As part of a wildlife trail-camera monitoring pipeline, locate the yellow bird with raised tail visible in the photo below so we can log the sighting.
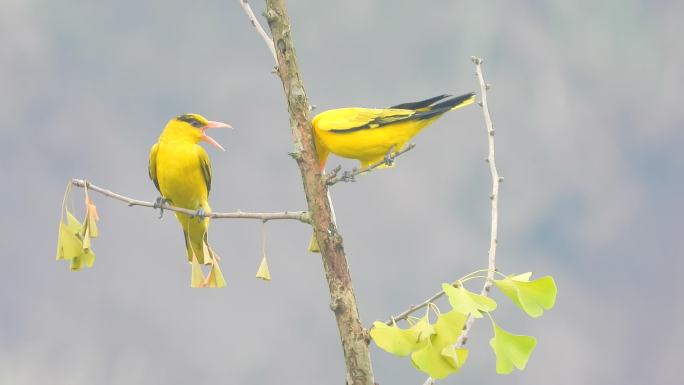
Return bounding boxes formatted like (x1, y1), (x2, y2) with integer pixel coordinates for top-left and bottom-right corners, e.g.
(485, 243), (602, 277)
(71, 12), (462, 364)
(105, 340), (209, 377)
(313, 92), (475, 170)
(308, 92), (475, 252)
(148, 114), (231, 287)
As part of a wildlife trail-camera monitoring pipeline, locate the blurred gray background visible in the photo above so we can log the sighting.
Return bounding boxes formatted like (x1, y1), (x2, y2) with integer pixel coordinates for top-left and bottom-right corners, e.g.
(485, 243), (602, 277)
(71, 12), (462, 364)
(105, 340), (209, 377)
(1, 0), (682, 384)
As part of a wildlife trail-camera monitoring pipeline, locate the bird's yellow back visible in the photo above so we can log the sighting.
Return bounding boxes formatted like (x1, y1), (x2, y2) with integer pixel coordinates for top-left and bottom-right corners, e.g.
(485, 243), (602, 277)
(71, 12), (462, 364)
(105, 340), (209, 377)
(312, 93), (475, 169)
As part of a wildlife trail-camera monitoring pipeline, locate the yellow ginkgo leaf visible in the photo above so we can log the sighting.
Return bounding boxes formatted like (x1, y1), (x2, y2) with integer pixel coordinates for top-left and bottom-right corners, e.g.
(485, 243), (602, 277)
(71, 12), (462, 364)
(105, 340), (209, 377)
(307, 232), (320, 253)
(70, 256), (84, 271)
(256, 255), (271, 281)
(65, 211), (83, 234)
(82, 249), (96, 268)
(56, 222), (82, 261)
(190, 254), (206, 288)
(206, 260), (227, 288)
(82, 225), (92, 252)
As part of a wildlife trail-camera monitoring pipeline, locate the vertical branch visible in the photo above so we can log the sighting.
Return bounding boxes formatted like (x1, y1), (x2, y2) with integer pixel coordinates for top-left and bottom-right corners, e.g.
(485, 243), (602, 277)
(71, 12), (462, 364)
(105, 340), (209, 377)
(262, 1), (375, 385)
(422, 57), (500, 385)
(455, 56), (501, 344)
(474, 56), (499, 293)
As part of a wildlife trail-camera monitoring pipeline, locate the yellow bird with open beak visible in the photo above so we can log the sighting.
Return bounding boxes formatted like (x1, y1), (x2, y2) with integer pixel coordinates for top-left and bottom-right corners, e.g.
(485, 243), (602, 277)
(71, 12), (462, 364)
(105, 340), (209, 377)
(148, 114), (231, 287)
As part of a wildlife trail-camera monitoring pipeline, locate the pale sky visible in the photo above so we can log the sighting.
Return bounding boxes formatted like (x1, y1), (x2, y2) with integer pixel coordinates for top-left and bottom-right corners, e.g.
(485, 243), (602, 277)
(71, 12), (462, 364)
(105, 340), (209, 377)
(1, 1), (682, 384)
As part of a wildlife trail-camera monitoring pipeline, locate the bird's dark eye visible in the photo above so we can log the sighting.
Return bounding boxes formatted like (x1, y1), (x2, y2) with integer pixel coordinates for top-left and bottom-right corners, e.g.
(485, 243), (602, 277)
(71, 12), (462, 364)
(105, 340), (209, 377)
(177, 114), (204, 128)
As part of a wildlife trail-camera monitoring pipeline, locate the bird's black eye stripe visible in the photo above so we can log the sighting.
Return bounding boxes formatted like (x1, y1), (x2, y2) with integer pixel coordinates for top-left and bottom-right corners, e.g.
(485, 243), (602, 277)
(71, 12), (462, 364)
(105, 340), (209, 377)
(177, 114), (204, 128)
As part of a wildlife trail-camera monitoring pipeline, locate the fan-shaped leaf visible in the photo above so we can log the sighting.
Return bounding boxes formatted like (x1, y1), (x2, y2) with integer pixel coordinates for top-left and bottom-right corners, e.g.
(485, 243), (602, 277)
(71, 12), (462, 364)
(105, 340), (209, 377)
(370, 317), (432, 357)
(256, 255), (271, 281)
(494, 274), (557, 317)
(432, 309), (467, 348)
(489, 321), (536, 374)
(442, 283), (497, 318)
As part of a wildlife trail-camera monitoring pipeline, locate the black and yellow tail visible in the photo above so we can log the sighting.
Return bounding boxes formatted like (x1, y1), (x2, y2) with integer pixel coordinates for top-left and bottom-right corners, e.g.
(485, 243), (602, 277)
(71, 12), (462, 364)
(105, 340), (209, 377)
(390, 92), (476, 114)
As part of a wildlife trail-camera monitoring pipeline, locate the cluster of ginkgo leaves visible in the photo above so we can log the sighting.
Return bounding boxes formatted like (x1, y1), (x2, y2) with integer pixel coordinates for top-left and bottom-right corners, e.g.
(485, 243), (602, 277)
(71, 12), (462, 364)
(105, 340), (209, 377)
(56, 184), (100, 271)
(370, 271), (557, 379)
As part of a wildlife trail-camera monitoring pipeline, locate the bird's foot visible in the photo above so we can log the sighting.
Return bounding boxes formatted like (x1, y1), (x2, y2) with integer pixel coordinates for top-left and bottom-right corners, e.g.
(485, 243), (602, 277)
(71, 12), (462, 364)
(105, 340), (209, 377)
(341, 170), (356, 183)
(384, 145), (397, 166)
(191, 207), (206, 221)
(153, 197), (168, 219)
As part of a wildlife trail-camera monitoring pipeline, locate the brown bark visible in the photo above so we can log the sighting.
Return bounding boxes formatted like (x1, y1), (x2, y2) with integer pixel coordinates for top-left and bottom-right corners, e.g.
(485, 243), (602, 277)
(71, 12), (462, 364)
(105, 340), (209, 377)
(264, 1), (375, 384)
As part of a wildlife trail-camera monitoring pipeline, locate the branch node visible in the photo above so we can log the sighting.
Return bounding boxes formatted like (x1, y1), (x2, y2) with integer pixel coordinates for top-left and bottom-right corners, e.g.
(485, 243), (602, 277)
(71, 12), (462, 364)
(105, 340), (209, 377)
(362, 328), (372, 345)
(276, 38), (286, 54)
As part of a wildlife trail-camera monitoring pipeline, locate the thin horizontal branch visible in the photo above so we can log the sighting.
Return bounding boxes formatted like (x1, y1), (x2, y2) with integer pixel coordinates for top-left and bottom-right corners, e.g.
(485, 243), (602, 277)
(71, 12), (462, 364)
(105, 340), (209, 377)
(386, 285), (450, 325)
(239, 0), (278, 66)
(70, 179), (311, 224)
(326, 143), (416, 186)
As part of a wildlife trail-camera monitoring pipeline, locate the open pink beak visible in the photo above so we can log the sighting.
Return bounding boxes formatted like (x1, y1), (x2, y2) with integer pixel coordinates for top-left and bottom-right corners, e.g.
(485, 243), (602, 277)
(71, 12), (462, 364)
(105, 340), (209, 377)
(201, 120), (232, 151)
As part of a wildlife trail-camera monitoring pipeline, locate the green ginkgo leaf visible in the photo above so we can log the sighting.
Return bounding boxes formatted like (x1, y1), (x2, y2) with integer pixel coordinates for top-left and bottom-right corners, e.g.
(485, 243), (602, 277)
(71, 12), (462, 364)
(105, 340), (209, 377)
(442, 283), (497, 318)
(489, 321), (536, 374)
(408, 310), (470, 379)
(409, 315), (435, 344)
(370, 316), (432, 357)
(440, 345), (469, 369)
(411, 340), (459, 379)
(432, 309), (467, 348)
(494, 274), (557, 317)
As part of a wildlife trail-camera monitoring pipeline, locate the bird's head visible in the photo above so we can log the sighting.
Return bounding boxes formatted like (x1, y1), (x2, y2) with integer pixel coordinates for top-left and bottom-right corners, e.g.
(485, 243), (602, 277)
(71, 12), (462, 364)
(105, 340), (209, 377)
(162, 113), (232, 150)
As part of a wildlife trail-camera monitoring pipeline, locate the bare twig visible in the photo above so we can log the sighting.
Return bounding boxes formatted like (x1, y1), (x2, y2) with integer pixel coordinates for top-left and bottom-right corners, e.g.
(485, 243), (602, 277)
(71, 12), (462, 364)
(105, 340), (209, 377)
(456, 55), (500, 341)
(421, 56), (501, 385)
(70, 179), (311, 224)
(325, 144), (417, 186)
(239, 0), (278, 65)
(386, 284), (450, 325)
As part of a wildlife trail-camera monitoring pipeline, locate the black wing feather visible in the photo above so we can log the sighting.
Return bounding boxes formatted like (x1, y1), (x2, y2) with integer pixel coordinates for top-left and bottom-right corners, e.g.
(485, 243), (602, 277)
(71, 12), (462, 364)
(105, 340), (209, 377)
(389, 94), (452, 110)
(200, 155), (212, 194)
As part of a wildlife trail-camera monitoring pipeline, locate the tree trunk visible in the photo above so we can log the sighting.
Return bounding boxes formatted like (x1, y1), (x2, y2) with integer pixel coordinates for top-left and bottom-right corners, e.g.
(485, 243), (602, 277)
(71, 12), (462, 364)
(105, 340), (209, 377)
(264, 1), (375, 384)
